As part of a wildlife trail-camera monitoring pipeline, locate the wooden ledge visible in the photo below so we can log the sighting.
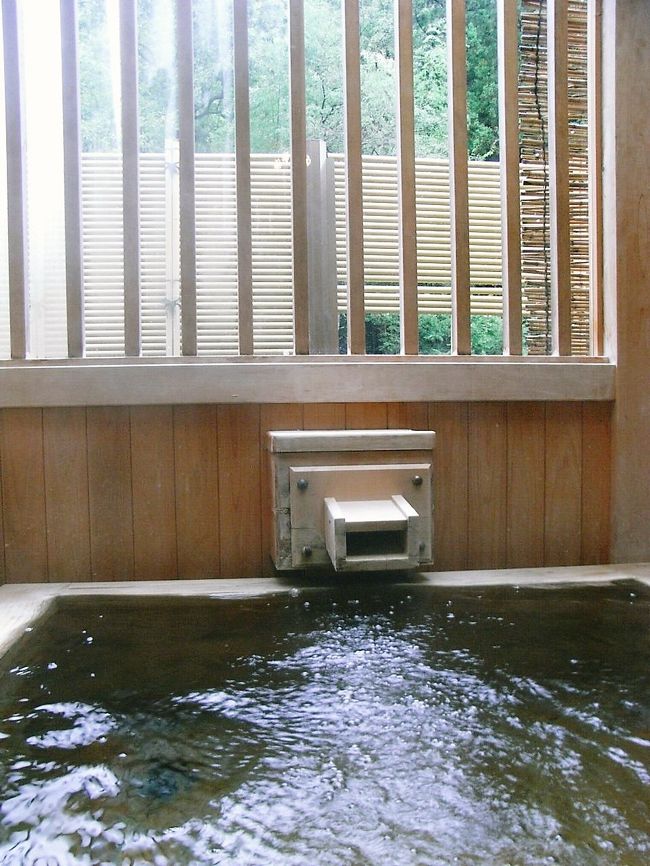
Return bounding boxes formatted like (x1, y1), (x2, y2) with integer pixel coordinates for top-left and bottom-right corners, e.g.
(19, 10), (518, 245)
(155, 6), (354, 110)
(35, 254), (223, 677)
(0, 357), (615, 407)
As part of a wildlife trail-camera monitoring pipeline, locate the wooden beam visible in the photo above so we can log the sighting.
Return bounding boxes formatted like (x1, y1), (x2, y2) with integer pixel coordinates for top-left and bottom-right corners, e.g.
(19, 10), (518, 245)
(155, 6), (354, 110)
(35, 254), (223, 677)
(587, 0), (603, 357)
(447, 0), (471, 355)
(176, 0), (197, 356)
(2, 0), (29, 359)
(395, 0), (418, 355)
(288, 0), (309, 355)
(60, 0), (84, 358)
(120, 0), (141, 356)
(547, 0), (571, 355)
(343, 0), (365, 355)
(497, 0), (522, 355)
(233, 0), (254, 355)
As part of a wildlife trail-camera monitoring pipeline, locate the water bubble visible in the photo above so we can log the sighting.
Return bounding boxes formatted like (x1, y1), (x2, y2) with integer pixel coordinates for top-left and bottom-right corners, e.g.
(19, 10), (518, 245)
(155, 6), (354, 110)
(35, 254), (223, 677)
(289, 588), (300, 598)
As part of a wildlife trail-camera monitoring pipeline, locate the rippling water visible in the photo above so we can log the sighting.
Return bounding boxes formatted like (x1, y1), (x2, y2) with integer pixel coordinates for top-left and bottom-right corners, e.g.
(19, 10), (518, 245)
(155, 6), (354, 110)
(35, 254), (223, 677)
(0, 582), (648, 865)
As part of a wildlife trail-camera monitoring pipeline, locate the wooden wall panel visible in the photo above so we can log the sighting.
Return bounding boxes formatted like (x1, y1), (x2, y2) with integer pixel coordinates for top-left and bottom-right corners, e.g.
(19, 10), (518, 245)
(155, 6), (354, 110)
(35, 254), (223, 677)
(303, 403), (345, 429)
(506, 402), (545, 567)
(544, 402), (583, 565)
(581, 401), (611, 564)
(131, 406), (177, 580)
(217, 404), (262, 577)
(387, 402), (429, 429)
(173, 405), (220, 579)
(428, 402), (469, 570)
(43, 408), (91, 582)
(468, 402), (508, 570)
(87, 407), (134, 581)
(346, 402), (388, 428)
(0, 401), (612, 583)
(1, 409), (47, 582)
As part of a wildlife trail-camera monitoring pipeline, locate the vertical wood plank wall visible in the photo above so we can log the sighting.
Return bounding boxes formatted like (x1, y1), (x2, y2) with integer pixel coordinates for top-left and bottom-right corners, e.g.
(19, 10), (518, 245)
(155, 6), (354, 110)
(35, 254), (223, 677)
(0, 401), (611, 584)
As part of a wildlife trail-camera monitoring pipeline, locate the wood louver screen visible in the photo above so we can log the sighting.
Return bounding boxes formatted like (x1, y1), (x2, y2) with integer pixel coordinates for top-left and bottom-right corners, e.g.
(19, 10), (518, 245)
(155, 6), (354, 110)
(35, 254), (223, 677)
(0, 0), (602, 360)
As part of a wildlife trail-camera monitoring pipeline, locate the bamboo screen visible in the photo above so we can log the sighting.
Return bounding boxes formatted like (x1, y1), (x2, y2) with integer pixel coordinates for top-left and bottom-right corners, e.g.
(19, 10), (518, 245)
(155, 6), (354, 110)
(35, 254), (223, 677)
(0, 0), (602, 360)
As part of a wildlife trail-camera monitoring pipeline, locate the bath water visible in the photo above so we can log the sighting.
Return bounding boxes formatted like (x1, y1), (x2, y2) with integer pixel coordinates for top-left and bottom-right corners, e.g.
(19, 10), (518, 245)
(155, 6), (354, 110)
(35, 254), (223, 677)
(0, 582), (648, 865)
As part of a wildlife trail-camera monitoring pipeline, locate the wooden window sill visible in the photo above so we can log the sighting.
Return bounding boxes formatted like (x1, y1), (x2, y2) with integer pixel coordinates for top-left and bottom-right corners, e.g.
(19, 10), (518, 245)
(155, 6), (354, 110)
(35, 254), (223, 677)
(0, 356), (615, 406)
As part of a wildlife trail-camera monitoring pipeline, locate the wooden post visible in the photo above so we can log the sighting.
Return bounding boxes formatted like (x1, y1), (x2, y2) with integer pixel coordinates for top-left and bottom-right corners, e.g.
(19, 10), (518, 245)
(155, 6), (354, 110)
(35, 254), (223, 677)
(2, 0), (29, 359)
(342, 0), (365, 355)
(497, 0), (522, 355)
(587, 0), (604, 356)
(289, 0), (309, 355)
(603, 0), (650, 561)
(176, 0), (197, 356)
(548, 0), (572, 356)
(395, 0), (418, 355)
(60, 0), (85, 358)
(306, 140), (338, 354)
(447, 0), (471, 355)
(120, 0), (141, 357)
(233, 0), (254, 355)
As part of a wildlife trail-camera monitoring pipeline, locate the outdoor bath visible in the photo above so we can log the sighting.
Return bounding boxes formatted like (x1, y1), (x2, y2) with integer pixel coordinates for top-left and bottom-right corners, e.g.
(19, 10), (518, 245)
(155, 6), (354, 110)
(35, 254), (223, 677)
(0, 567), (648, 865)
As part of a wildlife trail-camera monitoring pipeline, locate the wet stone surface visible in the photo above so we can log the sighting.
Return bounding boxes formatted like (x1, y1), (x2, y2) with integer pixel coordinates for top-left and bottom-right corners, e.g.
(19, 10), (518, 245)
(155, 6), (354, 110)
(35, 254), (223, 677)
(0, 582), (648, 865)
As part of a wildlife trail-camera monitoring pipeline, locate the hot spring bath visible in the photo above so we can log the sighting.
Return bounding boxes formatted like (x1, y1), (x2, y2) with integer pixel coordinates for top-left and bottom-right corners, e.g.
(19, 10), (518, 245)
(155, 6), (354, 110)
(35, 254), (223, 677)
(0, 572), (648, 865)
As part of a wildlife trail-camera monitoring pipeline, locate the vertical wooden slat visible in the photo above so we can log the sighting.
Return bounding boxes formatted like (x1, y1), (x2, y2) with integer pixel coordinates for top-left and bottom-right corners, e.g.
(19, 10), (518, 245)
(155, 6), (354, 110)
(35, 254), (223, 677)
(120, 0), (141, 356)
(177, 0), (197, 355)
(217, 405), (261, 577)
(447, 0), (471, 355)
(544, 402), (582, 564)
(60, 0), (84, 358)
(174, 405), (220, 578)
(548, 0), (572, 355)
(394, 0), (418, 355)
(506, 402), (545, 567)
(233, 0), (254, 355)
(289, 0), (309, 354)
(303, 403), (346, 429)
(428, 402), (468, 570)
(260, 403), (303, 577)
(343, 0), (365, 355)
(43, 408), (91, 582)
(306, 141), (338, 353)
(587, 0), (603, 356)
(497, 0), (522, 355)
(2, 0), (28, 359)
(131, 406), (177, 580)
(87, 407), (134, 581)
(345, 403), (388, 429)
(581, 401), (610, 564)
(0, 409), (47, 582)
(468, 402), (507, 569)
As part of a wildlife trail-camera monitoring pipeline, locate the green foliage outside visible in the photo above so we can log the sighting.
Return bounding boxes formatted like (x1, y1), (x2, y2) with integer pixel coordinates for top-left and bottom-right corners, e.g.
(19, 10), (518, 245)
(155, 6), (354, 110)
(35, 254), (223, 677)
(78, 0), (499, 159)
(339, 312), (504, 355)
